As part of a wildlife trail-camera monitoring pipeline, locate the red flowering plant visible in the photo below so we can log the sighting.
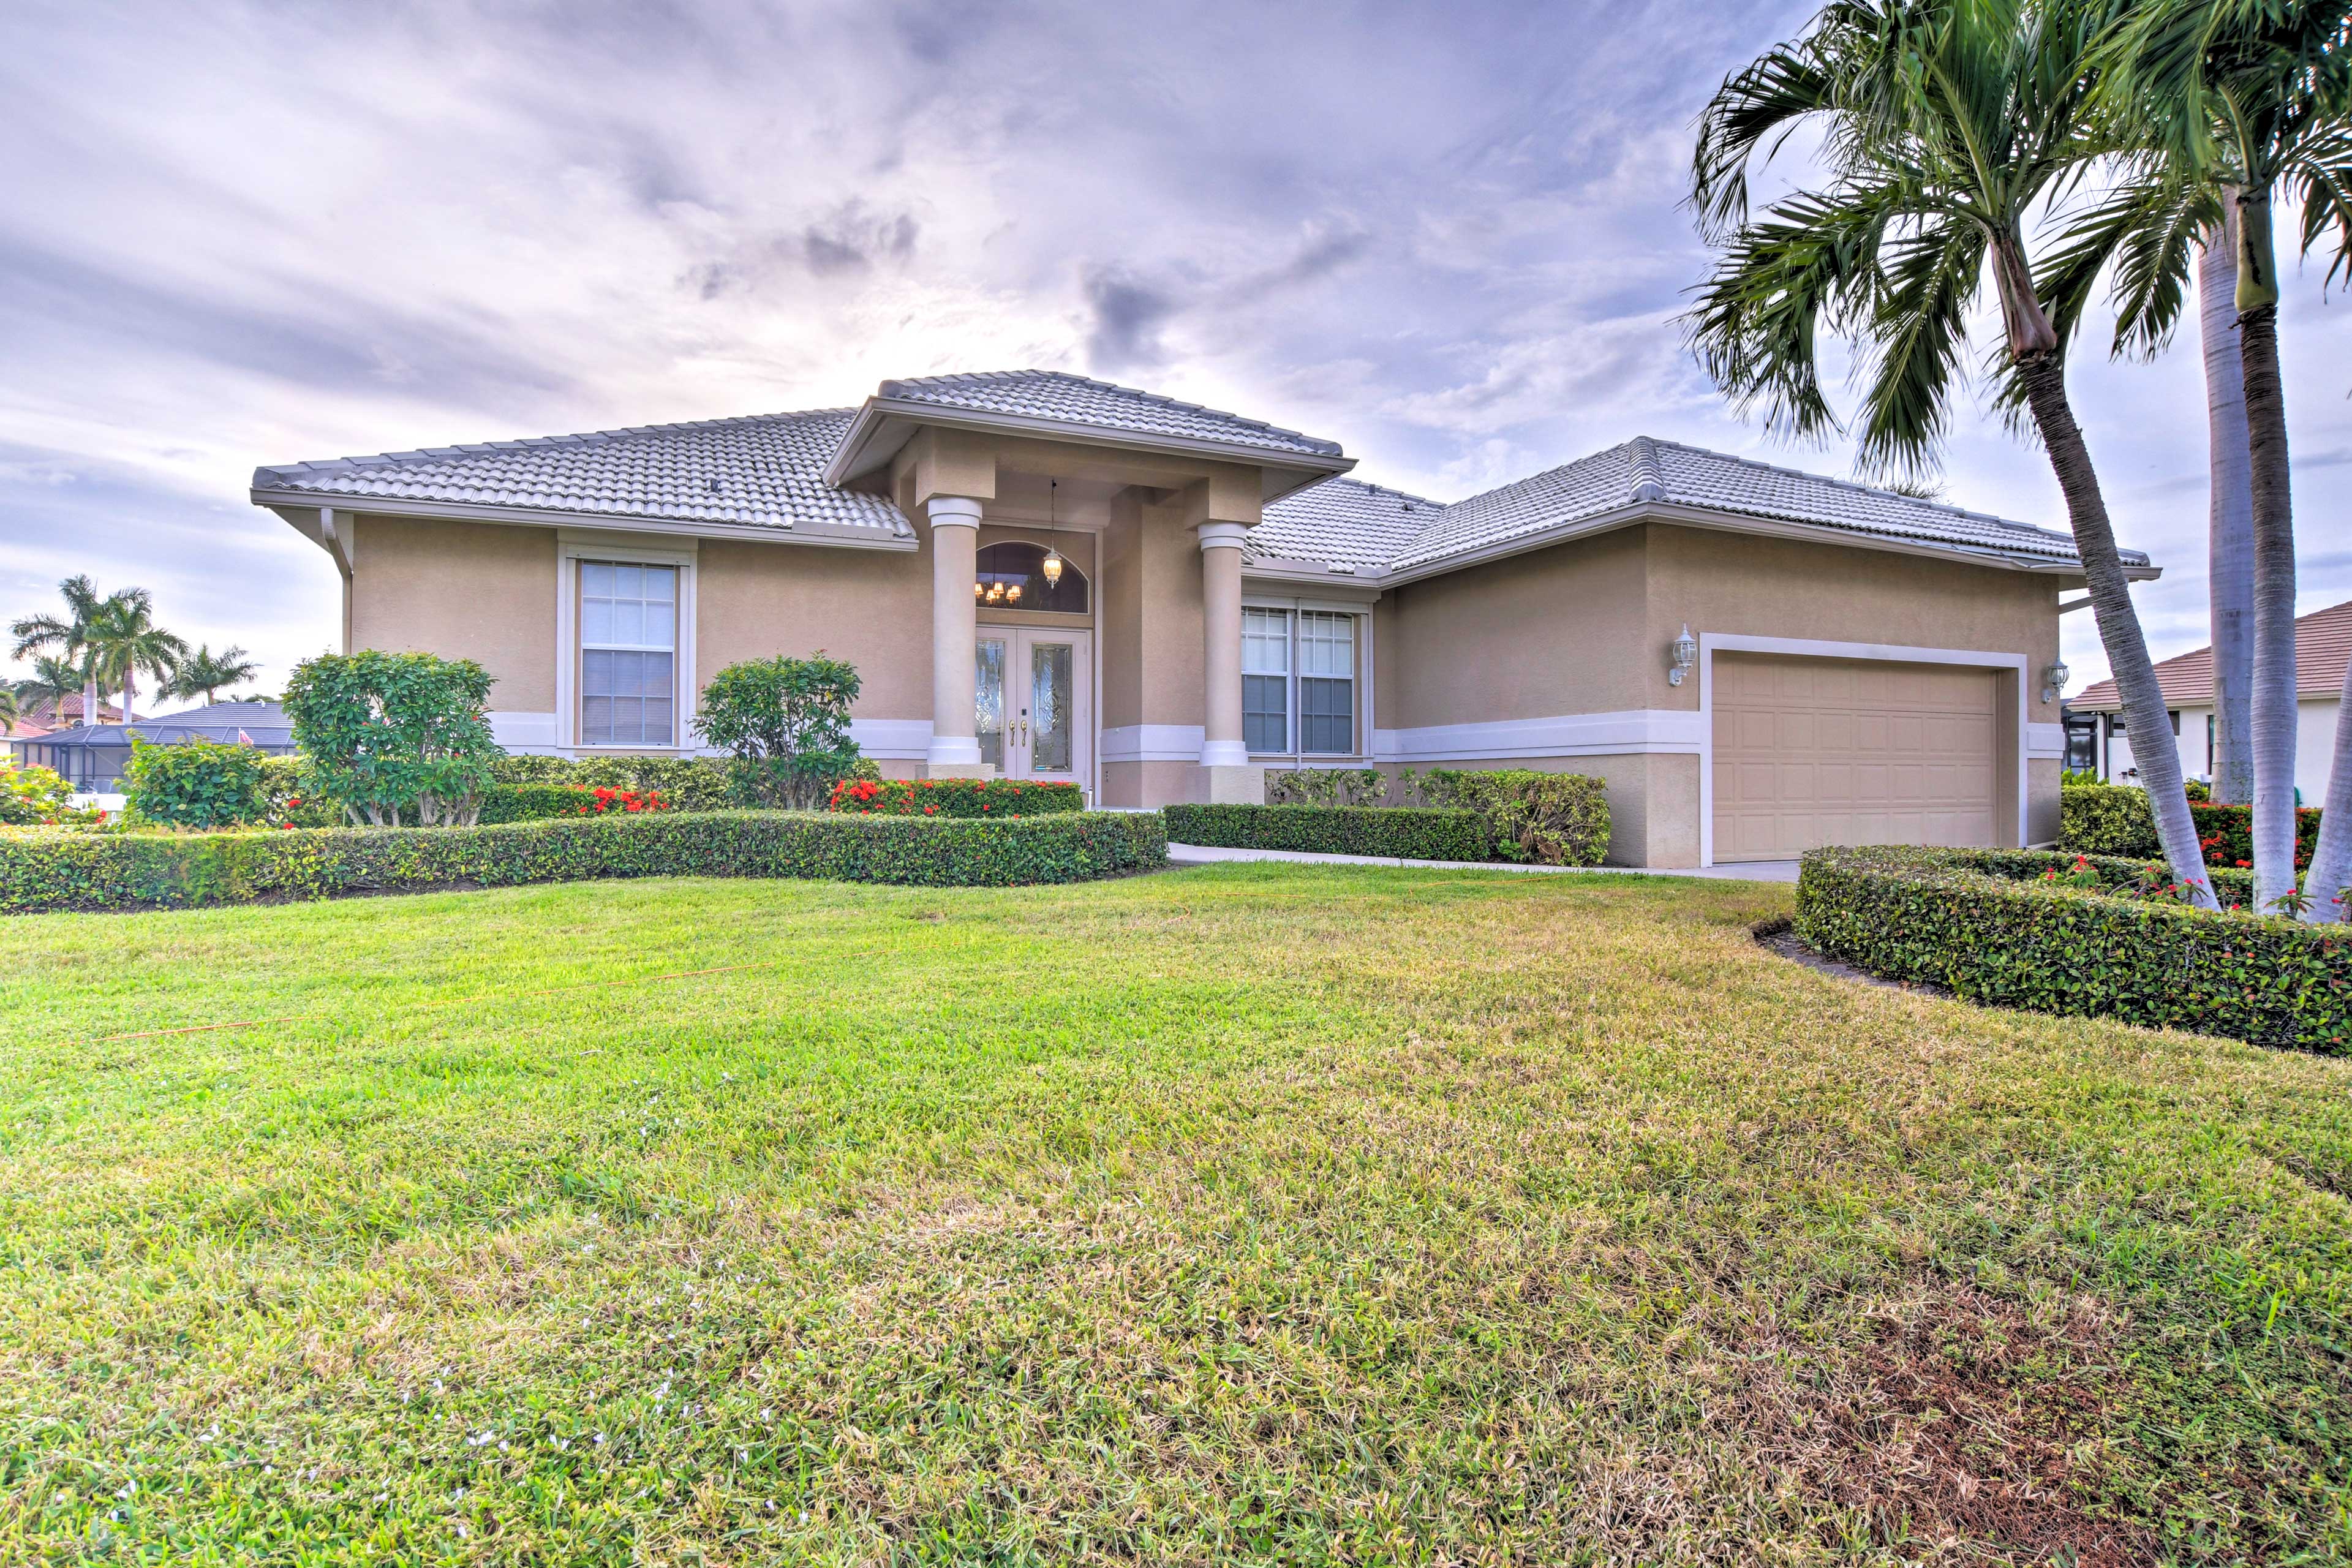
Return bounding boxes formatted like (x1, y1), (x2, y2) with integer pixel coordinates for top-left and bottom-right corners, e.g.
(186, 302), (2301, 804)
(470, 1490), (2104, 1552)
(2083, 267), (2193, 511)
(566, 785), (669, 816)
(824, 777), (1085, 818)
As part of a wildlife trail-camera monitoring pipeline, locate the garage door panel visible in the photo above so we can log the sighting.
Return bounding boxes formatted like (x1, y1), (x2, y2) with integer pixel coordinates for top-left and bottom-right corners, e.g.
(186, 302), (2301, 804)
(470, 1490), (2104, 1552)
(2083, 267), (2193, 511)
(1713, 654), (2001, 863)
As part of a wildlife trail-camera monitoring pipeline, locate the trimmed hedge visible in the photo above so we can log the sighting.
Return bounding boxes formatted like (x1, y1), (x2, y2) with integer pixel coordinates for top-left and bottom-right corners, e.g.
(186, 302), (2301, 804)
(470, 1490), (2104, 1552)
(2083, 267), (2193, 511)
(1414, 769), (1610, 865)
(2060, 783), (2320, 871)
(827, 777), (1086, 816)
(1796, 845), (2352, 1050)
(484, 755), (744, 811)
(0, 810), (1167, 914)
(1164, 802), (1492, 862)
(475, 782), (671, 824)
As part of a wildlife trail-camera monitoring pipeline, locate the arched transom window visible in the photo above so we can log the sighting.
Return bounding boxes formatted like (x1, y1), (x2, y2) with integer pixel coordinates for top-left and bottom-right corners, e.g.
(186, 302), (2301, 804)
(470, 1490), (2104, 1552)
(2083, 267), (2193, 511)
(974, 541), (1088, 613)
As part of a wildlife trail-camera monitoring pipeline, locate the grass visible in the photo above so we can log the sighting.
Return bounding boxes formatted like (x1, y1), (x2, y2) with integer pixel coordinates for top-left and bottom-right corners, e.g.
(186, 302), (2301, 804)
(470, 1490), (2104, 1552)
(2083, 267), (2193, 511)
(1, 862), (2348, 1565)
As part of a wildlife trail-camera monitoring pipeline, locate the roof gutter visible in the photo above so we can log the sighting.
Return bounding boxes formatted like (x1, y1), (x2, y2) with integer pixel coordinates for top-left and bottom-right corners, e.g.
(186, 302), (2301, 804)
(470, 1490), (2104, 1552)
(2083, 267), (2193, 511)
(1371, 501), (2155, 589)
(249, 488), (919, 551)
(821, 397), (1355, 500)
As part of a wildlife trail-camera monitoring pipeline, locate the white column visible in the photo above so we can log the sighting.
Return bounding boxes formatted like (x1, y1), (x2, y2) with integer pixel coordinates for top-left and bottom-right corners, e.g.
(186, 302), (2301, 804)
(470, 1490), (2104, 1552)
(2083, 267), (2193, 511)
(1197, 521), (1250, 768)
(926, 496), (985, 771)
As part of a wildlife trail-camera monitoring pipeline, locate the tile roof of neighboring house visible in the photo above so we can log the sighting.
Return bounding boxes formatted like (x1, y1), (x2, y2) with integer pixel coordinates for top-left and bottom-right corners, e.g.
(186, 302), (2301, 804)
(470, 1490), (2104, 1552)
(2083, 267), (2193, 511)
(2071, 597), (2352, 711)
(11, 694), (123, 731)
(1247, 476), (1443, 572)
(252, 409), (913, 540)
(1376, 436), (2121, 574)
(877, 370), (1345, 459)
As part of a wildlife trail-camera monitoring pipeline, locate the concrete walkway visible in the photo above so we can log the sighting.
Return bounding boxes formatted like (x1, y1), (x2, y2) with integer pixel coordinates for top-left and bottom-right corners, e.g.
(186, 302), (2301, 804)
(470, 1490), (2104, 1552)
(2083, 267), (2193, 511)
(1167, 842), (1801, 882)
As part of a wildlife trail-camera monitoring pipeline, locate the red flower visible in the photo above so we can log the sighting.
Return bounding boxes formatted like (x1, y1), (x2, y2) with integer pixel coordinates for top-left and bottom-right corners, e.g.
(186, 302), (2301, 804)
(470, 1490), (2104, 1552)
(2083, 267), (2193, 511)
(924, 804), (938, 815)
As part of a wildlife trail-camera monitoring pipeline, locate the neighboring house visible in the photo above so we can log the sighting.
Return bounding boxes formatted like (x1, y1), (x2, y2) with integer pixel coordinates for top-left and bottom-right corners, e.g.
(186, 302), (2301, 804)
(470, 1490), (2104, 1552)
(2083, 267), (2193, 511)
(7, 693), (127, 741)
(12, 702), (296, 793)
(248, 370), (2140, 867)
(2068, 597), (2351, 801)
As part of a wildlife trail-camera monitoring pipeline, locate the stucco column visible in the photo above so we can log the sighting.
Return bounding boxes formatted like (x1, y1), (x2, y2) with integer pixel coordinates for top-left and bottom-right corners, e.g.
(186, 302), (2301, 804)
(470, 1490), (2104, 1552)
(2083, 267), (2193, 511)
(1196, 521), (1251, 769)
(925, 496), (986, 772)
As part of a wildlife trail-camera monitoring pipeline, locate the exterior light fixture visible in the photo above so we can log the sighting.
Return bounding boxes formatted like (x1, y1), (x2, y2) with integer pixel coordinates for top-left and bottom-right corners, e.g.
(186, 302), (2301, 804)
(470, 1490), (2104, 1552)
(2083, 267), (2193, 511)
(1667, 625), (1697, 687)
(1041, 478), (1065, 587)
(2041, 658), (2070, 704)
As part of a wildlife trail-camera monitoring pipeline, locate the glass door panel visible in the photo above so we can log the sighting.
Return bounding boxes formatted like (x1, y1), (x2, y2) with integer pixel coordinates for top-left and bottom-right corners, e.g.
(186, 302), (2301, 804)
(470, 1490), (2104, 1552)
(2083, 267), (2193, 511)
(1028, 641), (1074, 774)
(975, 637), (1006, 771)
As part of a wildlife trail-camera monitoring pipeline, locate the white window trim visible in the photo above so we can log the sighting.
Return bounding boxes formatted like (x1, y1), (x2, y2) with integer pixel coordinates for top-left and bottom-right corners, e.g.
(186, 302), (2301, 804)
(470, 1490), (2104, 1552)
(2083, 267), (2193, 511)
(1696, 633), (2030, 867)
(1237, 596), (1372, 762)
(556, 531), (699, 754)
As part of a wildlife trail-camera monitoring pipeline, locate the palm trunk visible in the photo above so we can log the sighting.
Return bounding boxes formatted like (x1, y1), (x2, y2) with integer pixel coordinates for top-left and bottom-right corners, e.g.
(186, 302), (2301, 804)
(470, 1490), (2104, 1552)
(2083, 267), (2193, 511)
(81, 673), (99, 726)
(2235, 191), (2297, 913)
(2305, 668), (2352, 921)
(2018, 355), (2215, 907)
(121, 668), (138, 726)
(2200, 206), (2254, 804)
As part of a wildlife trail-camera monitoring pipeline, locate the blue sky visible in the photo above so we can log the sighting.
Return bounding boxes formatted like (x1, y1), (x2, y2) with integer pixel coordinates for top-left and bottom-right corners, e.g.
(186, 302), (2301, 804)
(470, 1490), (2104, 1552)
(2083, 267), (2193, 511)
(6, 0), (2352, 701)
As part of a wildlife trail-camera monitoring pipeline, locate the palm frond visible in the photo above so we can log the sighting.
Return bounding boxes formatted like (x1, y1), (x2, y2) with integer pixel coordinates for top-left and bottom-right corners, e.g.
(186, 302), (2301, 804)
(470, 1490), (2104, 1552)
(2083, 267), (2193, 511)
(1856, 214), (1988, 477)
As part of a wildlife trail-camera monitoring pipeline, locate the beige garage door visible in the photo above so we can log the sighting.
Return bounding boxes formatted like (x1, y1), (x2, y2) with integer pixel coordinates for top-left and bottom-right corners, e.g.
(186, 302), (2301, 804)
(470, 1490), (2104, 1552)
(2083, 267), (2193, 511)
(1712, 655), (1999, 862)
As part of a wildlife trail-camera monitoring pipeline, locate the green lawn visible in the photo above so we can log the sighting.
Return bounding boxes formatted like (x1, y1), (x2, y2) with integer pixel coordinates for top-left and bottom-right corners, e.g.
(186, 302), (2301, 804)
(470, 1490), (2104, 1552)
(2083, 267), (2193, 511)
(1, 864), (2348, 1565)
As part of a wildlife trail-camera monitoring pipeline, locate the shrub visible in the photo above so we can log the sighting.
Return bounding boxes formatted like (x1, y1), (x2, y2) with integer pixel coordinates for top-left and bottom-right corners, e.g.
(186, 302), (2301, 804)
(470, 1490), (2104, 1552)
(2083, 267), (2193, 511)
(1164, 802), (1491, 862)
(255, 755), (339, 827)
(0, 809), (1167, 914)
(484, 754), (745, 811)
(0, 760), (84, 827)
(2060, 783), (2320, 870)
(1795, 845), (2352, 1050)
(826, 777), (1085, 817)
(121, 737), (270, 829)
(695, 654), (864, 809)
(1267, 767), (1387, 807)
(282, 650), (500, 826)
(476, 783), (672, 823)
(1411, 769), (1610, 865)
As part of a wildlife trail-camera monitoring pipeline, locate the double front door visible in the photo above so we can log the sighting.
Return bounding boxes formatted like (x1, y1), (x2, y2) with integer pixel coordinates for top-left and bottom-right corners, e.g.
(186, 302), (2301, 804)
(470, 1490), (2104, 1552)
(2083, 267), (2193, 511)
(977, 628), (1090, 789)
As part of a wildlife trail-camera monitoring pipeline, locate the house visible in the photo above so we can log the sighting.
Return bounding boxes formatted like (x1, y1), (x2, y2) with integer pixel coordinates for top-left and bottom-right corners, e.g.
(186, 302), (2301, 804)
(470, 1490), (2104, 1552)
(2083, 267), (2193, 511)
(2068, 597), (2350, 801)
(13, 701), (296, 794)
(7, 693), (127, 741)
(248, 370), (2138, 867)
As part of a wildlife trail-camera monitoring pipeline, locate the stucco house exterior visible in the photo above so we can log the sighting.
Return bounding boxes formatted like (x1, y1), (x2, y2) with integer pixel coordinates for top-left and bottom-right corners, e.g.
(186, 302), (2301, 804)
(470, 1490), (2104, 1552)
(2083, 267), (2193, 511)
(248, 370), (2139, 867)
(2069, 597), (2349, 801)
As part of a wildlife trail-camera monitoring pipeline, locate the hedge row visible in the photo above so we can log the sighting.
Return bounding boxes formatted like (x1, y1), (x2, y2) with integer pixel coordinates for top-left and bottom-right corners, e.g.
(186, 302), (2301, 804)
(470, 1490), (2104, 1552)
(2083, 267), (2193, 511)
(484, 754), (744, 811)
(1795, 845), (2351, 1050)
(1164, 802), (1493, 862)
(475, 782), (671, 824)
(2060, 783), (2320, 871)
(826, 777), (1085, 816)
(0, 810), (1167, 914)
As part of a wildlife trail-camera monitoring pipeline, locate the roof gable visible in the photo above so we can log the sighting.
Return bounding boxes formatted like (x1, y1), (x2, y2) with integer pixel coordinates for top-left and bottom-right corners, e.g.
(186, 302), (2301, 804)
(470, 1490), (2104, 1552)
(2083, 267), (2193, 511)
(876, 370), (1344, 459)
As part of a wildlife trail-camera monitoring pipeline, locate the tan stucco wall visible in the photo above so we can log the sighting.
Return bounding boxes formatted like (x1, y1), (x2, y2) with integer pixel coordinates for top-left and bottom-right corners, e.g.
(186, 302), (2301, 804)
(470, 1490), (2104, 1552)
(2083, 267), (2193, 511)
(695, 538), (932, 721)
(349, 514), (557, 710)
(1101, 492), (1207, 734)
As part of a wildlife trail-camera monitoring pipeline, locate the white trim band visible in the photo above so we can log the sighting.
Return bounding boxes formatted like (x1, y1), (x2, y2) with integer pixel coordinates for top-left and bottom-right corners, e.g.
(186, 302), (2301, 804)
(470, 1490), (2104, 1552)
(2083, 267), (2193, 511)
(1373, 709), (1706, 763)
(1101, 723), (1207, 764)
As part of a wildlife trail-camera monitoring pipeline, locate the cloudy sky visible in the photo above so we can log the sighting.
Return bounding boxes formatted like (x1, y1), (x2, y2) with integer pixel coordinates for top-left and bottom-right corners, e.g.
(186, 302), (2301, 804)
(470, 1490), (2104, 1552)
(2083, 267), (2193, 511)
(6, 0), (2351, 704)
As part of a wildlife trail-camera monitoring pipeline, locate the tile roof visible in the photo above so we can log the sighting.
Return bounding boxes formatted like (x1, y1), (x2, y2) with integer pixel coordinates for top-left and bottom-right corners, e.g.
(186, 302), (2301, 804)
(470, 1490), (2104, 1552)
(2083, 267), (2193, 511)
(2071, 597), (2352, 710)
(1381, 436), (2124, 574)
(253, 409), (913, 540)
(1247, 476), (1442, 572)
(878, 370), (1344, 459)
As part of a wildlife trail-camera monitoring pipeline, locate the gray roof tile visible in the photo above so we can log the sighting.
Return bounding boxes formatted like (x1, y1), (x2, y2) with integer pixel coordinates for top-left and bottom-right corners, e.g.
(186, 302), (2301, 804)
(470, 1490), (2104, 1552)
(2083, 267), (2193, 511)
(1248, 476), (1441, 572)
(253, 408), (913, 539)
(879, 369), (1344, 459)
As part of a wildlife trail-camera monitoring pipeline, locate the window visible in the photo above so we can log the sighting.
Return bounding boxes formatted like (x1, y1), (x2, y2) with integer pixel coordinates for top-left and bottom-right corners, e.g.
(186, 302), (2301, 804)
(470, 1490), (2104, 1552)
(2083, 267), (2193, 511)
(580, 561), (677, 746)
(974, 541), (1088, 613)
(1242, 608), (1290, 753)
(1298, 612), (1355, 754)
(1240, 607), (1360, 756)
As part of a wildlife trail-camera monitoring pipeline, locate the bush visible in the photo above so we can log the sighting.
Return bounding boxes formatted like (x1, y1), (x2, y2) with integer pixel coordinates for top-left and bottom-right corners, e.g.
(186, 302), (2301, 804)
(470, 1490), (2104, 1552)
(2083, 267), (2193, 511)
(0, 760), (83, 827)
(282, 650), (500, 826)
(1795, 845), (2352, 1050)
(1164, 802), (1491, 862)
(1267, 767), (1387, 807)
(695, 654), (864, 809)
(255, 755), (339, 827)
(0, 810), (1167, 914)
(484, 755), (746, 811)
(476, 783), (672, 823)
(2060, 783), (2320, 870)
(121, 737), (270, 829)
(1411, 769), (1610, 865)
(826, 777), (1085, 817)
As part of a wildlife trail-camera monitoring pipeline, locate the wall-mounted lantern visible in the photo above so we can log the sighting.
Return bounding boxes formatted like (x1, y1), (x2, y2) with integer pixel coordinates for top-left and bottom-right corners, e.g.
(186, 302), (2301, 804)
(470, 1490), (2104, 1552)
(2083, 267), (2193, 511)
(1667, 625), (1697, 687)
(2041, 658), (2070, 704)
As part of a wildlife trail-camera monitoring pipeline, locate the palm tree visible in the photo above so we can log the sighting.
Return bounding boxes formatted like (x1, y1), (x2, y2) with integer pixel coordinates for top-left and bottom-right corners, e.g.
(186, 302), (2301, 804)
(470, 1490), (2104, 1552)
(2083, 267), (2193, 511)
(166, 644), (259, 707)
(10, 574), (109, 723)
(2095, 0), (2352, 910)
(0, 686), (17, 734)
(84, 592), (187, 725)
(1686, 0), (2216, 904)
(2200, 206), (2256, 804)
(16, 655), (90, 727)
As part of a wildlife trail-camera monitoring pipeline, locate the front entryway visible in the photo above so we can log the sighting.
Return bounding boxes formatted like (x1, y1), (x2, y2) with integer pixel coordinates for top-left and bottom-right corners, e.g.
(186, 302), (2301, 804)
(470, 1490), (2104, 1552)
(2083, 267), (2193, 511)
(977, 628), (1090, 789)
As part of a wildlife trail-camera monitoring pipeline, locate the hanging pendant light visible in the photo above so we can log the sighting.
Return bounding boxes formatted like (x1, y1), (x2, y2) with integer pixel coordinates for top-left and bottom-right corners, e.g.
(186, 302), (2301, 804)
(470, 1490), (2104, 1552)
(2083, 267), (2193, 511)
(1042, 478), (1065, 589)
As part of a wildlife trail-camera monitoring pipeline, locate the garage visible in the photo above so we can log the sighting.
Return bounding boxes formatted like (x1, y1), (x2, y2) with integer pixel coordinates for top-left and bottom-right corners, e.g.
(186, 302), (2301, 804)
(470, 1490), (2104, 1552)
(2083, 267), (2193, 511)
(1711, 654), (2002, 862)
